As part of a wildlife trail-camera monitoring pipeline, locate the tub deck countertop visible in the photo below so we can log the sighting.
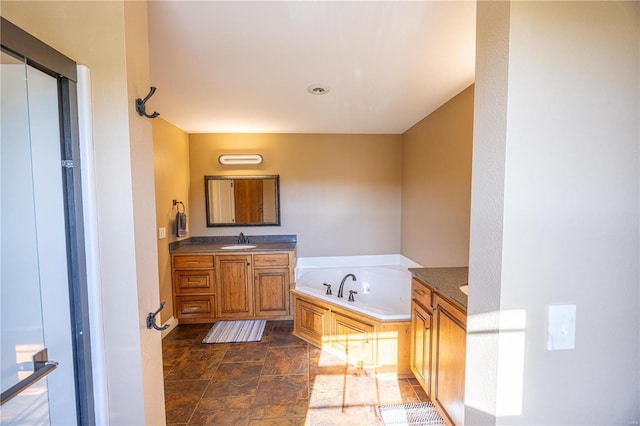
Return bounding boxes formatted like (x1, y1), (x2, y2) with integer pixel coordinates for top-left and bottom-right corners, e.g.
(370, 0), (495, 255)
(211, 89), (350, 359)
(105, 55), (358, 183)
(409, 267), (468, 309)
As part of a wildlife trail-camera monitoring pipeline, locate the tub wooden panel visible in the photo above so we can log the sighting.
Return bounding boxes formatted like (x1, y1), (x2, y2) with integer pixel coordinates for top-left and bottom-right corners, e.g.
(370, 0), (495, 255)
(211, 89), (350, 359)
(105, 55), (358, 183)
(291, 290), (410, 377)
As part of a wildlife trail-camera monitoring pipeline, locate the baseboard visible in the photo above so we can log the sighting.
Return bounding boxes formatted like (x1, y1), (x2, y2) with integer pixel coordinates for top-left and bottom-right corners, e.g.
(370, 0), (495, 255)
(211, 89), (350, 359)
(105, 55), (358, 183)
(160, 316), (179, 339)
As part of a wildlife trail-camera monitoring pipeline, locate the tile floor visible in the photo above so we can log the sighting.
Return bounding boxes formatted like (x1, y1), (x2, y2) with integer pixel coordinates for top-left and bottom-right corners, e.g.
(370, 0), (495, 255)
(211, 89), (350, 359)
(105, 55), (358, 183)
(163, 320), (428, 425)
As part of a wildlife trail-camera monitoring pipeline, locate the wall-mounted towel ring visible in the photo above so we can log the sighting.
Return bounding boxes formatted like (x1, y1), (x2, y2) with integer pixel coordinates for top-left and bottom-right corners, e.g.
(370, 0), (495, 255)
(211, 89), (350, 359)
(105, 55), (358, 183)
(135, 87), (160, 119)
(174, 200), (188, 237)
(173, 199), (185, 213)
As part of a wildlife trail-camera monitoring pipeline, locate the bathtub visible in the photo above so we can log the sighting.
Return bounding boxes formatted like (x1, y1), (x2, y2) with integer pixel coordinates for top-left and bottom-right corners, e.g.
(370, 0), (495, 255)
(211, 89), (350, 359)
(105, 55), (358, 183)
(294, 256), (420, 321)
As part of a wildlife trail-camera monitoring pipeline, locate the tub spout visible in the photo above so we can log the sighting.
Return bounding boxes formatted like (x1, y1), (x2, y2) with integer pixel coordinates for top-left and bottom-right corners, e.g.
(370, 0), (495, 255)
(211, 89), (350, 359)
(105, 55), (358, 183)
(337, 273), (357, 298)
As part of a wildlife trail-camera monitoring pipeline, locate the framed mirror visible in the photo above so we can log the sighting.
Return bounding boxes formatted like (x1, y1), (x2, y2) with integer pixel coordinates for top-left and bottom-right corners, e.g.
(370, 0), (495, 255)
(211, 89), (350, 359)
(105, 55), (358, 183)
(205, 175), (280, 227)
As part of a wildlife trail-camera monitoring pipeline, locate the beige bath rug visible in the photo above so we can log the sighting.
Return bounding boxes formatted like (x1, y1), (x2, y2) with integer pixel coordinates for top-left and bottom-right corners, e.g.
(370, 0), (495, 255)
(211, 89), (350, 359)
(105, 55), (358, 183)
(202, 320), (266, 344)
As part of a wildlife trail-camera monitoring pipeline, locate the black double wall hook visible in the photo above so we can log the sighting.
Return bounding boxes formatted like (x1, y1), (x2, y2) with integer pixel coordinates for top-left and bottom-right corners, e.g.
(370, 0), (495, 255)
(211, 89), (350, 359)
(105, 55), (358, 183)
(147, 302), (170, 331)
(135, 87), (160, 119)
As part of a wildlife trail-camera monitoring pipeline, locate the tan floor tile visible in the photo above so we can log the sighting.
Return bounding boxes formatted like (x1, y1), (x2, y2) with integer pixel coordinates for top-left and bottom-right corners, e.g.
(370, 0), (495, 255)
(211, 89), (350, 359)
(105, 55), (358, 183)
(164, 379), (209, 424)
(307, 403), (371, 426)
(269, 327), (308, 347)
(165, 349), (225, 381)
(263, 346), (309, 375)
(165, 324), (212, 341)
(188, 394), (254, 425)
(248, 416), (309, 425)
(190, 340), (231, 353)
(308, 388), (362, 410)
(250, 375), (309, 419)
(222, 342), (269, 363)
(203, 361), (263, 398)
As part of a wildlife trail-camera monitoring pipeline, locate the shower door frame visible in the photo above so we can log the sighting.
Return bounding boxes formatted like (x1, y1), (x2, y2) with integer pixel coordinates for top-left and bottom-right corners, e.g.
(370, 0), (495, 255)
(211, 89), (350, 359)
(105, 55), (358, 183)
(1, 17), (95, 425)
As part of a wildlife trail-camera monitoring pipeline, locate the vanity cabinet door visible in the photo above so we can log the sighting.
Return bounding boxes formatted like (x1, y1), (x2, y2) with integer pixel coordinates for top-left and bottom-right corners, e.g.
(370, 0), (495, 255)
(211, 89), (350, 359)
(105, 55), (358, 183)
(216, 254), (253, 318)
(410, 277), (433, 397)
(254, 268), (289, 317)
(432, 295), (466, 426)
(410, 300), (432, 398)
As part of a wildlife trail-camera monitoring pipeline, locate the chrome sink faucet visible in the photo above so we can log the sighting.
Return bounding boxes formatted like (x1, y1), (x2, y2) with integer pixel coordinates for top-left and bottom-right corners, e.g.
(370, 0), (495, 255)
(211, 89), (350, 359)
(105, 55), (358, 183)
(337, 273), (357, 298)
(237, 232), (249, 244)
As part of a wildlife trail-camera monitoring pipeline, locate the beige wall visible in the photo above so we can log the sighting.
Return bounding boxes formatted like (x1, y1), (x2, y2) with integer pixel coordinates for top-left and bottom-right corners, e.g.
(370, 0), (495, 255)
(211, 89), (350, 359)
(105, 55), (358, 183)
(401, 85), (474, 266)
(188, 133), (402, 257)
(123, 3), (166, 424)
(1, 2), (165, 424)
(152, 118), (190, 323)
(468, 1), (639, 424)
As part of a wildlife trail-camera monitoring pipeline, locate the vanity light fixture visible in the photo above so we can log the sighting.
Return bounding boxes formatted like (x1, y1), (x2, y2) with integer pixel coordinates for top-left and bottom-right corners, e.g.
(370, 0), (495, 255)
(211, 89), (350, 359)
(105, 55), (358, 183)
(218, 154), (263, 165)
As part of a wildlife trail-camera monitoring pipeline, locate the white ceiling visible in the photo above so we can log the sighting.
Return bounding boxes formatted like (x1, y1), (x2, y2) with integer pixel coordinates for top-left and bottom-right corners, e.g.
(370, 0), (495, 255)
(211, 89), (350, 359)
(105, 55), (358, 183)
(148, 1), (476, 134)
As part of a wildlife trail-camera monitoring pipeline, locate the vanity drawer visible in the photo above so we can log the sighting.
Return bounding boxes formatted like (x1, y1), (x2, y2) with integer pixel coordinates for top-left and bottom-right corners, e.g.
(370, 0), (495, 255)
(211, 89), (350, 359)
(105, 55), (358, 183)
(411, 277), (432, 309)
(254, 253), (289, 267)
(175, 295), (216, 320)
(174, 270), (214, 294)
(173, 254), (214, 269)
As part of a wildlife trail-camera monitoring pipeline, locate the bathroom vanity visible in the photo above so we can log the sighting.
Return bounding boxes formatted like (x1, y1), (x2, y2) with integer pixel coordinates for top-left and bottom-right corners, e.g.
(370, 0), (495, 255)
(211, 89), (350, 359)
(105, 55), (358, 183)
(409, 267), (468, 426)
(169, 236), (296, 323)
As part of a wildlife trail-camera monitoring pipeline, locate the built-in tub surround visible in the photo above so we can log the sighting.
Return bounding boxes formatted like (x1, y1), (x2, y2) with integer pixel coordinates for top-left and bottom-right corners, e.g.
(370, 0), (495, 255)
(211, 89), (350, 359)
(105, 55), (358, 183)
(295, 265), (413, 321)
(292, 255), (421, 377)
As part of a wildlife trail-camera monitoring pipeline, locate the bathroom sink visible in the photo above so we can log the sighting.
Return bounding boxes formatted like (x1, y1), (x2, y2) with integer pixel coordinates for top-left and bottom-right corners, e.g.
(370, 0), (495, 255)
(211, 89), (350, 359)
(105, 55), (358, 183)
(221, 244), (256, 250)
(459, 284), (468, 295)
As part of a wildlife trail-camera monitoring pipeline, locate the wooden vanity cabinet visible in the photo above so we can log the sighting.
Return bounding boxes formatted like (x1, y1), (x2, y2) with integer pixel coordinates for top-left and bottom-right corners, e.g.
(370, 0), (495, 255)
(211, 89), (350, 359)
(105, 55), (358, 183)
(253, 253), (290, 317)
(432, 294), (466, 426)
(410, 275), (466, 426)
(215, 254), (253, 318)
(172, 254), (215, 322)
(171, 249), (295, 323)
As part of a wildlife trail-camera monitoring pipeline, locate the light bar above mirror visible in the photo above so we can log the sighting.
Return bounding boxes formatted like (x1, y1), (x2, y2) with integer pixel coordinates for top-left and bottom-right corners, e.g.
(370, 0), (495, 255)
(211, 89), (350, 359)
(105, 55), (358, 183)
(218, 154), (263, 165)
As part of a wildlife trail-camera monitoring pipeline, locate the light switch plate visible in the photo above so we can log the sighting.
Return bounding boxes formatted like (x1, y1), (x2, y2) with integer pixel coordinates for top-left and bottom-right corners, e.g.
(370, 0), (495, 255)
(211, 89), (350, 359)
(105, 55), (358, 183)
(158, 227), (167, 239)
(547, 304), (576, 351)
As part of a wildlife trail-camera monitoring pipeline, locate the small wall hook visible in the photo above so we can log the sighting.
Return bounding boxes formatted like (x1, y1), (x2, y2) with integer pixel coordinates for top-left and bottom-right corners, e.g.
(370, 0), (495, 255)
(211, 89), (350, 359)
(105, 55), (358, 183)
(135, 87), (160, 119)
(147, 302), (170, 331)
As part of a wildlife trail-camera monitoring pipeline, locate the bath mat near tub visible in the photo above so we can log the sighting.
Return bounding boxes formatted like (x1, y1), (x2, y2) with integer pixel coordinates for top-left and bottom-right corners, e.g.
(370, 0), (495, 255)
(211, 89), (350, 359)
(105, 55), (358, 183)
(202, 320), (266, 344)
(378, 402), (445, 426)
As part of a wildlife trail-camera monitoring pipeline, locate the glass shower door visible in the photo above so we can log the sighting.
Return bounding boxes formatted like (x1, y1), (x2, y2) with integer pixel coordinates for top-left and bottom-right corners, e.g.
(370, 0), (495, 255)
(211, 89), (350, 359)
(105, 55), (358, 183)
(1, 51), (78, 424)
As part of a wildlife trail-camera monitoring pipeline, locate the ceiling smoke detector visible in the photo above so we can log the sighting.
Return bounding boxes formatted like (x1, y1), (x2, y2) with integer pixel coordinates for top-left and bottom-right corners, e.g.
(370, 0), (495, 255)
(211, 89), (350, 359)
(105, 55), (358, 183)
(307, 84), (330, 95)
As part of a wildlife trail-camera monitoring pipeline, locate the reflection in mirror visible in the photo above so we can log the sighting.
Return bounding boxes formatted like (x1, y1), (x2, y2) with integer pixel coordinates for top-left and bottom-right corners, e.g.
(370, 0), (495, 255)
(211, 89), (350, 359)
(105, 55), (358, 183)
(205, 175), (280, 227)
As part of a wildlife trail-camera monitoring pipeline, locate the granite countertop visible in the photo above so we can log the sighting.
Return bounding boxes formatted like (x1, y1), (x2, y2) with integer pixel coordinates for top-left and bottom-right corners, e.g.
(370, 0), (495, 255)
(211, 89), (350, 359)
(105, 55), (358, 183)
(169, 235), (296, 254)
(409, 267), (468, 309)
